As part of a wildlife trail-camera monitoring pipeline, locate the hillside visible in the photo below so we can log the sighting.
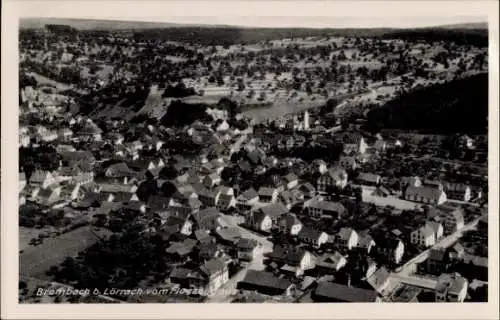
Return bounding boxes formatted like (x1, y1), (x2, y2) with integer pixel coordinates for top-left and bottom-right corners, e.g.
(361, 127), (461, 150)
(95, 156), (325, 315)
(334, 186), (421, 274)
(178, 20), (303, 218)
(366, 73), (488, 134)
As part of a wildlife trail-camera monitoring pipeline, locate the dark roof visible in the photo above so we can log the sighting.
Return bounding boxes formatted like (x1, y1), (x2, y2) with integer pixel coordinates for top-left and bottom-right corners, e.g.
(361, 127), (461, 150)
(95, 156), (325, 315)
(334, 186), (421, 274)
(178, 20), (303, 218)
(428, 249), (447, 262)
(298, 227), (325, 240)
(200, 258), (226, 276)
(237, 188), (259, 201)
(194, 207), (220, 223)
(239, 270), (293, 291)
(307, 200), (346, 214)
(267, 245), (309, 266)
(259, 203), (288, 218)
(258, 187), (277, 197)
(278, 214), (302, 229)
(284, 173), (299, 183)
(375, 236), (401, 250)
(314, 281), (379, 302)
(358, 173), (381, 184)
(405, 186), (444, 200)
(215, 227), (242, 242)
(236, 238), (259, 250)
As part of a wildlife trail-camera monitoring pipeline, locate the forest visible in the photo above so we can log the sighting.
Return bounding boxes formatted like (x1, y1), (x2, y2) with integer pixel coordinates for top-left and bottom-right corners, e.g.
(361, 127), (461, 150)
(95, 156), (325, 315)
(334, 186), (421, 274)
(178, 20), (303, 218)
(365, 73), (488, 135)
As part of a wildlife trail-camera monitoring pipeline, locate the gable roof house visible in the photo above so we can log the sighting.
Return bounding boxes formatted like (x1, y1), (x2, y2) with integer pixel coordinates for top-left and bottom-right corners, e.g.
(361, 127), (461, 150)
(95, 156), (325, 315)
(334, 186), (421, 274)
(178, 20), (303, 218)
(237, 270), (295, 296)
(337, 132), (368, 155)
(357, 173), (382, 186)
(283, 173), (299, 190)
(298, 227), (329, 248)
(312, 281), (381, 302)
(192, 207), (221, 231)
(235, 188), (259, 214)
(375, 237), (405, 265)
(248, 210), (273, 233)
(316, 252), (348, 273)
(358, 233), (376, 254)
(258, 187), (279, 203)
(236, 238), (260, 261)
(442, 182), (472, 202)
(277, 213), (303, 236)
(34, 185), (62, 206)
(266, 245), (316, 276)
(29, 170), (56, 189)
(216, 186), (236, 212)
(279, 189), (305, 210)
(197, 188), (220, 209)
(404, 186), (447, 206)
(104, 162), (136, 184)
(298, 182), (316, 199)
(317, 166), (348, 193)
(437, 206), (465, 235)
(410, 224), (436, 248)
(336, 227), (359, 251)
(339, 156), (358, 171)
(305, 200), (346, 219)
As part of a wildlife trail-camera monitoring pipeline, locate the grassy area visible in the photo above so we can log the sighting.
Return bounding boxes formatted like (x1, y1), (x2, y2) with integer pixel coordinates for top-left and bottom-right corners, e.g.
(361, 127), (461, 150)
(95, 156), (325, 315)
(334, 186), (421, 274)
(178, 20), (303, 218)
(19, 226), (112, 279)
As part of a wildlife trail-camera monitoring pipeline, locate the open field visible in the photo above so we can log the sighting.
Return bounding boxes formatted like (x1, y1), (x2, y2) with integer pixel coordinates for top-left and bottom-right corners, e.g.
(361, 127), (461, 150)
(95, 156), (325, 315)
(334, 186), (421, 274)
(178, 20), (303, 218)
(19, 226), (112, 279)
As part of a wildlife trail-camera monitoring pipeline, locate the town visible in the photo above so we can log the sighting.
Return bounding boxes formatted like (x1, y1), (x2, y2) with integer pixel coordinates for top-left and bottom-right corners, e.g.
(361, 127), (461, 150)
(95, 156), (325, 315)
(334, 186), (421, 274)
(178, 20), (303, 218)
(18, 18), (488, 304)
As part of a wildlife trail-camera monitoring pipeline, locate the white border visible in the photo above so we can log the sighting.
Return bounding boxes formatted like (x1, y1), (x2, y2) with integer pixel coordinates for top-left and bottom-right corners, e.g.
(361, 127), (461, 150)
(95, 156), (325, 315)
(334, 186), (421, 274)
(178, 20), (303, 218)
(2, 1), (499, 319)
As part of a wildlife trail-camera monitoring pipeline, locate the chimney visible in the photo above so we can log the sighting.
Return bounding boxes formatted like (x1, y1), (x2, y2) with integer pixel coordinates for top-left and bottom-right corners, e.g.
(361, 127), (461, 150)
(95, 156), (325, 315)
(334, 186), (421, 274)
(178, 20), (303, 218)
(347, 274), (351, 287)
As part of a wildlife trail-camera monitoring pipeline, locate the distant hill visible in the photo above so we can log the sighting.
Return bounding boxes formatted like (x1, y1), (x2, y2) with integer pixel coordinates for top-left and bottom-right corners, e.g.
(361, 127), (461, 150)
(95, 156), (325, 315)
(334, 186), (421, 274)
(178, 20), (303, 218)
(433, 22), (488, 30)
(19, 18), (230, 30)
(366, 73), (488, 135)
(20, 18), (488, 46)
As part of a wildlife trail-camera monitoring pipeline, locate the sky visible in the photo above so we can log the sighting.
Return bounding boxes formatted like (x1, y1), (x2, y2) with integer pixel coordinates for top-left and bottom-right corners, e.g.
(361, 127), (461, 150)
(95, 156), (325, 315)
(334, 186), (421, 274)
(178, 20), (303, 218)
(15, 1), (490, 29)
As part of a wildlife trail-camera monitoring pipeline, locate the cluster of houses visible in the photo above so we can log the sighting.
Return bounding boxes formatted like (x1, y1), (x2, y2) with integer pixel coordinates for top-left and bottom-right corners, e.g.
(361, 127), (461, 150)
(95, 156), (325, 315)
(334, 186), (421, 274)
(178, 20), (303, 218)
(18, 84), (487, 302)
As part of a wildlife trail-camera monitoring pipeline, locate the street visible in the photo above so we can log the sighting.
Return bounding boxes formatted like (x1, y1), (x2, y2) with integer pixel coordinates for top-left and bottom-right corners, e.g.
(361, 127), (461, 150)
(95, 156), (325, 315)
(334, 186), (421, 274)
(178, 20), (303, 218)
(206, 214), (274, 303)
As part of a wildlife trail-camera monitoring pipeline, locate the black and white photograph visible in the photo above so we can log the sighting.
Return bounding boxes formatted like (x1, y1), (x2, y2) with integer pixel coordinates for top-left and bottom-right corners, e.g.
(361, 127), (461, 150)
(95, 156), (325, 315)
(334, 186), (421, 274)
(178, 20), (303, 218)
(2, 0), (499, 318)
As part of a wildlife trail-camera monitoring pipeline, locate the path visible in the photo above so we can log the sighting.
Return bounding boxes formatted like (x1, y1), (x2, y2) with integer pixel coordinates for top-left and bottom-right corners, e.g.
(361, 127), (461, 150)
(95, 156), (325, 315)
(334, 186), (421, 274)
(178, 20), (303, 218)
(206, 215), (273, 303)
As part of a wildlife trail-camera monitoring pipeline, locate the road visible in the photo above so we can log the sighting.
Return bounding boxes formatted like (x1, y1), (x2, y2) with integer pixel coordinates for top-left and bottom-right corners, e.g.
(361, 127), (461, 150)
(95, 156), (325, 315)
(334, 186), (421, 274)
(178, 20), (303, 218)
(391, 215), (483, 279)
(206, 214), (274, 303)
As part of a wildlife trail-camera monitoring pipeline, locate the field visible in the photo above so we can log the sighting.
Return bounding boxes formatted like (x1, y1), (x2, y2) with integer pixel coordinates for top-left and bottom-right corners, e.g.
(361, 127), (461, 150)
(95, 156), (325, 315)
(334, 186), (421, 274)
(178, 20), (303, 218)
(19, 226), (112, 279)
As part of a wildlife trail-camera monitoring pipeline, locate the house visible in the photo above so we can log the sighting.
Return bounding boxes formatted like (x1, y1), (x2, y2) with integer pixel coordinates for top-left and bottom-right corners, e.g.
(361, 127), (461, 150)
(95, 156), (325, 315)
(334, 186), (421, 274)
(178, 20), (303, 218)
(248, 210), (273, 233)
(283, 173), (299, 189)
(258, 187), (279, 203)
(298, 182), (316, 199)
(317, 166), (348, 193)
(279, 189), (304, 209)
(104, 162), (135, 184)
(442, 182), (472, 202)
(277, 213), (303, 236)
(423, 179), (444, 191)
(404, 186), (447, 206)
(425, 249), (451, 275)
(197, 242), (222, 262)
(237, 270), (295, 296)
(200, 258), (229, 294)
(425, 221), (444, 240)
(258, 203), (289, 225)
(410, 224), (436, 247)
(193, 207), (221, 231)
(376, 237), (405, 265)
(203, 172), (221, 188)
(305, 200), (346, 219)
(357, 173), (381, 186)
(336, 228), (359, 250)
(236, 238), (260, 261)
(366, 266), (393, 296)
(164, 215), (193, 236)
(339, 156), (357, 171)
(312, 281), (381, 302)
(29, 170), (56, 188)
(435, 273), (468, 302)
(216, 186), (236, 211)
(70, 172), (94, 187)
(358, 233), (376, 254)
(215, 227), (242, 245)
(298, 227), (329, 248)
(266, 246), (316, 276)
(312, 159), (328, 175)
(197, 188), (220, 208)
(77, 122), (103, 141)
(235, 188), (259, 214)
(401, 176), (422, 188)
(337, 132), (368, 155)
(448, 243), (465, 260)
(316, 252), (348, 273)
(34, 186), (62, 206)
(438, 206), (465, 235)
(169, 267), (206, 290)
